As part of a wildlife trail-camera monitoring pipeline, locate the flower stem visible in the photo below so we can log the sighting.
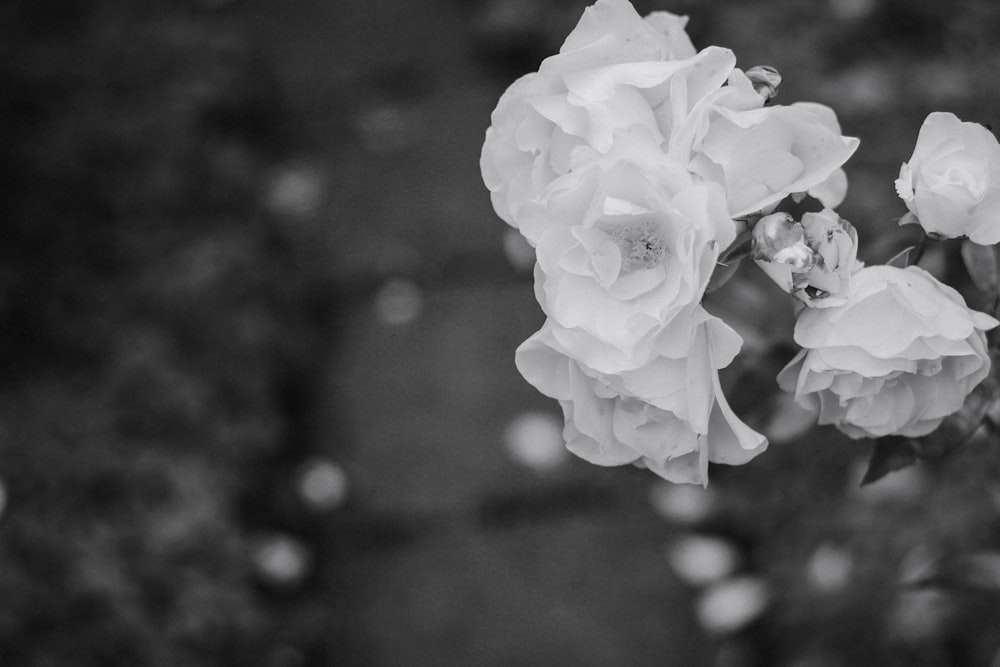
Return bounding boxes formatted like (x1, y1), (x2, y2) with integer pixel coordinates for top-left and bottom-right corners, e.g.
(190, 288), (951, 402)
(909, 234), (928, 267)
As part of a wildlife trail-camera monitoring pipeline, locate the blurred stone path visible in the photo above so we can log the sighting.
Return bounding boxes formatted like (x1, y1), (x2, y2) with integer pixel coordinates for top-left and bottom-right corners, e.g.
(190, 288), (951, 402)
(242, 0), (712, 664)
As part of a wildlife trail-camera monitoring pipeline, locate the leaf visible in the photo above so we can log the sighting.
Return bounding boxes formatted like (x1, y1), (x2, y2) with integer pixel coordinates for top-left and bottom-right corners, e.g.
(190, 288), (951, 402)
(718, 228), (753, 265)
(918, 375), (1000, 458)
(886, 245), (917, 269)
(956, 552), (1000, 592)
(886, 245), (919, 269)
(920, 552), (1000, 596)
(885, 236), (932, 270)
(865, 376), (1000, 484)
(961, 239), (1000, 293)
(861, 436), (918, 485)
(706, 257), (743, 293)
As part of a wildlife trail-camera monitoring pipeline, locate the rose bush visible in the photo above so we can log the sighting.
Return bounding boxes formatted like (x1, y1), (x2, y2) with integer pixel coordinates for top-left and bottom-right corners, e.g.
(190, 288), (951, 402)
(777, 265), (997, 439)
(516, 311), (767, 485)
(484, 0), (1000, 486)
(895, 112), (1000, 244)
(480, 0), (859, 236)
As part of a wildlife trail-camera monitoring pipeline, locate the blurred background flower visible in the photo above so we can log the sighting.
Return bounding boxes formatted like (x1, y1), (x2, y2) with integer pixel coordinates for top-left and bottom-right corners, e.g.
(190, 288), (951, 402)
(2, 0), (1000, 665)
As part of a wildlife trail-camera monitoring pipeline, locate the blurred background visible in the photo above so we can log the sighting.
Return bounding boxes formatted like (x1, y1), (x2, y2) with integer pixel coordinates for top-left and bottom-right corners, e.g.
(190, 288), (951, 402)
(2, 0), (1000, 665)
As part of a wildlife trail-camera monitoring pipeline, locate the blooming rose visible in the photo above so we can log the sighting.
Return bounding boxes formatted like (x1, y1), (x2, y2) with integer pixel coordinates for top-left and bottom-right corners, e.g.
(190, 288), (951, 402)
(752, 209), (861, 307)
(789, 103), (851, 209)
(683, 100), (859, 217)
(777, 265), (998, 439)
(526, 129), (736, 368)
(895, 112), (1000, 244)
(480, 0), (859, 231)
(480, 0), (703, 228)
(517, 310), (767, 485)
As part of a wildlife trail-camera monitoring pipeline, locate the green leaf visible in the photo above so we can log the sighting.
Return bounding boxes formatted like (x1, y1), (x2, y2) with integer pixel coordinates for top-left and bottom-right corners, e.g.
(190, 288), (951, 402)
(886, 245), (918, 269)
(918, 375), (1000, 458)
(957, 552), (1000, 592)
(706, 257), (743, 293)
(863, 375), (1000, 486)
(960, 240), (1000, 293)
(920, 552), (1000, 596)
(861, 436), (918, 485)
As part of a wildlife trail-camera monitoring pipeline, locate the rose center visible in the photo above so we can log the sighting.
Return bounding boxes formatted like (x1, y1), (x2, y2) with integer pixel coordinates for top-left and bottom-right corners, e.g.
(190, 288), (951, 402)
(947, 167), (986, 198)
(916, 358), (943, 376)
(607, 220), (667, 273)
(933, 155), (988, 201)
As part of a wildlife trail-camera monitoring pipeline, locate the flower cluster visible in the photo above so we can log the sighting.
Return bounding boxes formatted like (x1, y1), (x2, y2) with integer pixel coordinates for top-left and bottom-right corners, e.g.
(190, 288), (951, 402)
(482, 0), (999, 484)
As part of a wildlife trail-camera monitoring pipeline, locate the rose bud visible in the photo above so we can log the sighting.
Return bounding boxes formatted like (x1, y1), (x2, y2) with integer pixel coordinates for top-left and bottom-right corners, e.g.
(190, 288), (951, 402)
(751, 212), (814, 270)
(752, 209), (861, 308)
(745, 65), (782, 101)
(895, 112), (1000, 245)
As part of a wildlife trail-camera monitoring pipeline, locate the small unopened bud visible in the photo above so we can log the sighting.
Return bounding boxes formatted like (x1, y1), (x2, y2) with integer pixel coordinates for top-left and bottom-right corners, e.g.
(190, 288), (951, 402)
(751, 212), (813, 271)
(753, 209), (860, 307)
(746, 65), (782, 101)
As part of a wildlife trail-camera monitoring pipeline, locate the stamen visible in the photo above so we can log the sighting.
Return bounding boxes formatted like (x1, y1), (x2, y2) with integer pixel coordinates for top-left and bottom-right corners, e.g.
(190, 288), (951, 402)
(608, 220), (666, 272)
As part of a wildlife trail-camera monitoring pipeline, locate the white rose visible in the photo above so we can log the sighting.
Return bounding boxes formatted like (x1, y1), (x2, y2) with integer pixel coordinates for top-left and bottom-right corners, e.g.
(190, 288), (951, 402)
(895, 112), (1000, 244)
(685, 101), (859, 217)
(481, 0), (859, 232)
(777, 265), (998, 439)
(480, 0), (709, 229)
(526, 132), (736, 368)
(793, 102), (851, 209)
(752, 209), (861, 308)
(516, 311), (767, 485)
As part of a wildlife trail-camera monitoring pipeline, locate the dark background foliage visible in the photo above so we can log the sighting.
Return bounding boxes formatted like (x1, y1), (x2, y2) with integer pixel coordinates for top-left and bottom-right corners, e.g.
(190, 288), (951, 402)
(1, 0), (1000, 665)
